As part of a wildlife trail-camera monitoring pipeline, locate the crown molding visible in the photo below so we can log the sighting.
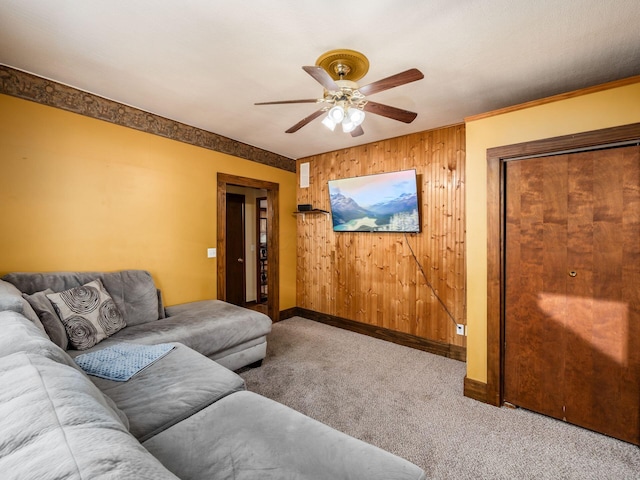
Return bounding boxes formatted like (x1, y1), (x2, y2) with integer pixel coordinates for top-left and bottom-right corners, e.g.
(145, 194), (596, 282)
(465, 75), (640, 123)
(0, 65), (295, 172)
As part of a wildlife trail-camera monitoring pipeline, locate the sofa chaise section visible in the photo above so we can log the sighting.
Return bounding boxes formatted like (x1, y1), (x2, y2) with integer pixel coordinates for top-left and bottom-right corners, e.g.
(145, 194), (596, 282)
(2, 270), (272, 371)
(105, 299), (272, 371)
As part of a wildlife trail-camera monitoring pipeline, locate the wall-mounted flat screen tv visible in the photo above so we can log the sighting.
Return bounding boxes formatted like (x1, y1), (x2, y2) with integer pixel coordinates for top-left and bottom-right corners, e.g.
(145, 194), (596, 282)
(328, 169), (420, 232)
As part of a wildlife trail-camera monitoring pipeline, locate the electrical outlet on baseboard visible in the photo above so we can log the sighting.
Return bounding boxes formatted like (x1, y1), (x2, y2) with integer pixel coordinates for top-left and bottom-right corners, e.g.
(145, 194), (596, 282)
(456, 324), (465, 336)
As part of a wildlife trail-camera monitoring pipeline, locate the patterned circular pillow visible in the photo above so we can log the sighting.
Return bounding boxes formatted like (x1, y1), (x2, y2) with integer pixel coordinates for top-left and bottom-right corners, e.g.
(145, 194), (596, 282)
(46, 279), (126, 350)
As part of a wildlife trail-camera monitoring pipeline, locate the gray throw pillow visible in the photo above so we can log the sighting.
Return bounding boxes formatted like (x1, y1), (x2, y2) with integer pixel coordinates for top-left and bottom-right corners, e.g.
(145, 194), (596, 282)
(47, 279), (126, 350)
(23, 289), (69, 350)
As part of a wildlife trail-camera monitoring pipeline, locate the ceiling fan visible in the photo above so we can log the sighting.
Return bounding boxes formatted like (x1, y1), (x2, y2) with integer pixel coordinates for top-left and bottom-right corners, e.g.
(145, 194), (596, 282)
(255, 49), (424, 137)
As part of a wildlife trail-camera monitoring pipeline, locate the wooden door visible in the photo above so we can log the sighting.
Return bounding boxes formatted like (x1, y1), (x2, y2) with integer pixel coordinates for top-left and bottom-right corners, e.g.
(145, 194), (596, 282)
(504, 145), (640, 444)
(225, 193), (246, 306)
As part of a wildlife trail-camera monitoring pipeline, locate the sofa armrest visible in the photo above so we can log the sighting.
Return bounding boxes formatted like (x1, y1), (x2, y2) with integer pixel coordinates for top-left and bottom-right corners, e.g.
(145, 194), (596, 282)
(0, 351), (179, 480)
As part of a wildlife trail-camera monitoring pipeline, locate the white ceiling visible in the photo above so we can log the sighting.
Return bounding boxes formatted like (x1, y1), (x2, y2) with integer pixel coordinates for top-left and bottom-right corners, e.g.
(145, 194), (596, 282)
(1, 0), (639, 160)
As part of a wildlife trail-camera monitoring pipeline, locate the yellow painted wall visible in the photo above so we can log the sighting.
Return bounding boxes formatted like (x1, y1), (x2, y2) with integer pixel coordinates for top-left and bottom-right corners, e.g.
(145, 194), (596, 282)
(0, 94), (297, 309)
(465, 80), (640, 383)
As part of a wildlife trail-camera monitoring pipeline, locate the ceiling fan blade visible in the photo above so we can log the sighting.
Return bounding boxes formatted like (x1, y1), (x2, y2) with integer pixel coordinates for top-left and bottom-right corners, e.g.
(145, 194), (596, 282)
(350, 125), (364, 137)
(358, 68), (424, 96)
(255, 99), (318, 105)
(363, 101), (418, 123)
(302, 66), (340, 91)
(285, 109), (326, 133)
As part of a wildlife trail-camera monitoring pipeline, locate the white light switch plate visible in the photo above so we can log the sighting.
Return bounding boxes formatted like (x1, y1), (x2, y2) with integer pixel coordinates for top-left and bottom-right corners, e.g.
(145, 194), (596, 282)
(207, 248), (216, 258)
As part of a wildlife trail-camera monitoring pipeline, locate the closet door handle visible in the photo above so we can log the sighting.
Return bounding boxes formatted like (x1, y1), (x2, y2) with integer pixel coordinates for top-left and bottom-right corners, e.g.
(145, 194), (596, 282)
(238, 258), (244, 263)
(569, 271), (577, 277)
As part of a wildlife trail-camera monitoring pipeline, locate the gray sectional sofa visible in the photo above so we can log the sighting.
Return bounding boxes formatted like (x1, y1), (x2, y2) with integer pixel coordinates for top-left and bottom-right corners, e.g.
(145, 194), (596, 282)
(0, 270), (426, 480)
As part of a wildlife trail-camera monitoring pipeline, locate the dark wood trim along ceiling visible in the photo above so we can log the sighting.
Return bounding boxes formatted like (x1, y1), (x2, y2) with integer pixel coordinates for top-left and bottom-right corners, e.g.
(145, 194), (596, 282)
(0, 65), (295, 172)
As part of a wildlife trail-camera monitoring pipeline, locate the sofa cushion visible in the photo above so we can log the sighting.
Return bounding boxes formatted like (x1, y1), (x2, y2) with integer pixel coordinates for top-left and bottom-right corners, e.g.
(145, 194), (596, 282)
(0, 352), (178, 480)
(2, 270), (159, 327)
(0, 310), (130, 428)
(143, 390), (427, 480)
(47, 279), (125, 350)
(23, 288), (69, 349)
(120, 299), (272, 358)
(0, 278), (44, 330)
(68, 342), (246, 442)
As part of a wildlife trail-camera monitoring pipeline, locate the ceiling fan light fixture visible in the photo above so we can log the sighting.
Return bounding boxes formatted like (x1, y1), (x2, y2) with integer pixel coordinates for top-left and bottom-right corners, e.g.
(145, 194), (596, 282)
(342, 107), (365, 133)
(323, 105), (346, 131)
(341, 120), (357, 133)
(322, 115), (337, 131)
(346, 107), (365, 126)
(327, 105), (345, 123)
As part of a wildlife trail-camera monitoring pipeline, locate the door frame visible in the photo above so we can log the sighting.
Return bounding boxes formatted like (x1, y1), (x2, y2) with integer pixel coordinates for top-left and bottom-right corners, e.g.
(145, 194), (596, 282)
(217, 173), (280, 321)
(484, 122), (640, 407)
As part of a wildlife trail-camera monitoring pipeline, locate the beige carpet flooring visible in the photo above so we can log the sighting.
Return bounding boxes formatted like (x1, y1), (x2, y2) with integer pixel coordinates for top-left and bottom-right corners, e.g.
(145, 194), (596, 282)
(239, 317), (640, 480)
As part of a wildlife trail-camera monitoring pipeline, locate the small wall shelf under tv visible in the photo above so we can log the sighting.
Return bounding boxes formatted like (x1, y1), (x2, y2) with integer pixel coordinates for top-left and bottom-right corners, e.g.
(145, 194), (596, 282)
(293, 209), (330, 219)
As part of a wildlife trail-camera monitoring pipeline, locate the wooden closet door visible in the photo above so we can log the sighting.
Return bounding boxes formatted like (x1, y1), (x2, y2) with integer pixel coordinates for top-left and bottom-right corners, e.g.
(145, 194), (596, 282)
(504, 145), (639, 445)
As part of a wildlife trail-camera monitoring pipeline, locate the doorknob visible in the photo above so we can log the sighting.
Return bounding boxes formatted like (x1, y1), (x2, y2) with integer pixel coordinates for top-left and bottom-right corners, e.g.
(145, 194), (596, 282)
(237, 258), (244, 263)
(569, 271), (577, 277)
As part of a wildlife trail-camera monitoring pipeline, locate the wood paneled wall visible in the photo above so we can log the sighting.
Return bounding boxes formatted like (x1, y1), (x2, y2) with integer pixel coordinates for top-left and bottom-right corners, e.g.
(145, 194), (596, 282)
(296, 124), (466, 347)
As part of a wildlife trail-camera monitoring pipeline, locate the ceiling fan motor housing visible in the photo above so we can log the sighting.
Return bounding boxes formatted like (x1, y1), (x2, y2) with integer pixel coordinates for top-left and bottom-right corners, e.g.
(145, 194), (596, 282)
(326, 79), (366, 110)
